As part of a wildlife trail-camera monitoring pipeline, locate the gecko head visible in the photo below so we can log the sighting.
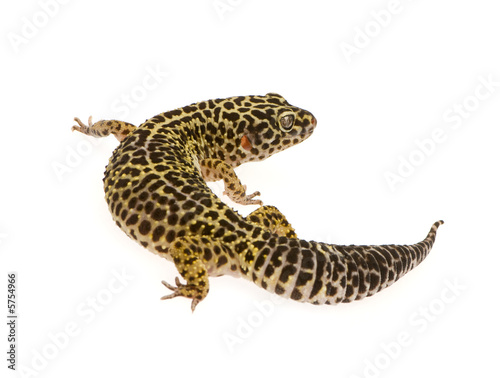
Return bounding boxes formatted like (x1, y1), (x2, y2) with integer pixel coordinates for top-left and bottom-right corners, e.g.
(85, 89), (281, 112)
(229, 93), (317, 164)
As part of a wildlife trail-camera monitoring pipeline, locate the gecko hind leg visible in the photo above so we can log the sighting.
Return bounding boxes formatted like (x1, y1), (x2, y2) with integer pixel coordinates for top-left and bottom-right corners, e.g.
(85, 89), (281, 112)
(159, 235), (238, 312)
(160, 237), (209, 312)
(71, 116), (137, 142)
(246, 205), (297, 238)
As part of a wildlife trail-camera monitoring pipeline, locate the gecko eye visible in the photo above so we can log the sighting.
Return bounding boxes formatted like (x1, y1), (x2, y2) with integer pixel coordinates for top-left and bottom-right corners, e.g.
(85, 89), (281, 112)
(279, 113), (295, 132)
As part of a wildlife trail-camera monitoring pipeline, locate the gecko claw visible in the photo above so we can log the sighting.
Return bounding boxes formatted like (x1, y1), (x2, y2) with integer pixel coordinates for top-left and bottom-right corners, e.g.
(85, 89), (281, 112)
(160, 277), (206, 312)
(223, 187), (263, 205)
(190, 298), (201, 312)
(160, 277), (182, 299)
(72, 116), (93, 133)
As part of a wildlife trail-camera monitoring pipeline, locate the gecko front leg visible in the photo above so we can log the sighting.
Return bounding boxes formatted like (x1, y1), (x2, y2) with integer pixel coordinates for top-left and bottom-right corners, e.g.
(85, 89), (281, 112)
(200, 159), (262, 206)
(72, 116), (137, 142)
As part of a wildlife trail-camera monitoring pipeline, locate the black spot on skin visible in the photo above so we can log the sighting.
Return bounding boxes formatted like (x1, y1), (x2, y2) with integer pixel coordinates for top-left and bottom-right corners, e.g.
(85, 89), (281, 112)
(189, 221), (205, 233)
(295, 271), (313, 287)
(235, 241), (248, 253)
(182, 200), (196, 210)
(151, 115), (165, 123)
(223, 234), (237, 243)
(115, 179), (129, 189)
(180, 212), (195, 225)
(126, 214), (139, 226)
(201, 224), (215, 236)
(144, 201), (154, 213)
(291, 289), (303, 300)
(250, 109), (268, 120)
(167, 213), (178, 225)
(233, 96), (245, 106)
(166, 109), (182, 118)
(301, 250), (314, 270)
(222, 112), (240, 122)
(155, 245), (168, 253)
(128, 197), (138, 209)
(224, 209), (240, 223)
(151, 208), (167, 221)
(158, 196), (169, 205)
(130, 156), (149, 166)
(309, 280), (323, 299)
(183, 105), (197, 113)
(279, 265), (297, 283)
(254, 248), (269, 271)
(138, 220), (151, 235)
(286, 248), (300, 264)
(166, 230), (176, 243)
(204, 210), (219, 220)
(270, 251), (283, 268)
(213, 228), (225, 238)
(216, 255), (228, 268)
(219, 219), (235, 232)
(118, 154), (130, 165)
(275, 285), (285, 295)
(122, 189), (131, 200)
(130, 229), (137, 240)
(334, 283), (344, 298)
(145, 222), (163, 242)
(203, 248), (212, 261)
(223, 101), (235, 110)
(264, 264), (274, 278)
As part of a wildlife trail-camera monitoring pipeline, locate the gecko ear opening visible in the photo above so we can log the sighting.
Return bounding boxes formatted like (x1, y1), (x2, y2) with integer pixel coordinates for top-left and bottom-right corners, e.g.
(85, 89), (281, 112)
(279, 113), (295, 132)
(241, 135), (253, 151)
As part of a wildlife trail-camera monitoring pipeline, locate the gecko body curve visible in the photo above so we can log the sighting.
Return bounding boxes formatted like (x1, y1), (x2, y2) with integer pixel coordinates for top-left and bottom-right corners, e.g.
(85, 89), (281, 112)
(72, 93), (442, 311)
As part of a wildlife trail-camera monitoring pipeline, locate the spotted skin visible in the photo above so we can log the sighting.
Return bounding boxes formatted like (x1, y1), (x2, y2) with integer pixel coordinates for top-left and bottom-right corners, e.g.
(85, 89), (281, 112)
(72, 93), (443, 310)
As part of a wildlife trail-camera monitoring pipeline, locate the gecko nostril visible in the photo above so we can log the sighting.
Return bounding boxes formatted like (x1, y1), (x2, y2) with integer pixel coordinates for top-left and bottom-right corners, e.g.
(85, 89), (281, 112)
(311, 116), (317, 126)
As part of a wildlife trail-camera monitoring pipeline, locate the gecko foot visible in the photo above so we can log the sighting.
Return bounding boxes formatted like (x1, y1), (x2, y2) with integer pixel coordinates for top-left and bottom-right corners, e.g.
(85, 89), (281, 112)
(223, 185), (263, 206)
(161, 277), (204, 312)
(72, 116), (94, 133)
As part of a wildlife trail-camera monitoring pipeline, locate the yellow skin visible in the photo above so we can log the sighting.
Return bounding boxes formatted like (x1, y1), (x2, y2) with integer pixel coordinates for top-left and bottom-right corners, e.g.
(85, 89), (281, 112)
(73, 93), (442, 311)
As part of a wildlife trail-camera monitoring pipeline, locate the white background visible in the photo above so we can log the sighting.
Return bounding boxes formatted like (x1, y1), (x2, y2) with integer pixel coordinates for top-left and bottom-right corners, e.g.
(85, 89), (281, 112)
(1, 1), (499, 377)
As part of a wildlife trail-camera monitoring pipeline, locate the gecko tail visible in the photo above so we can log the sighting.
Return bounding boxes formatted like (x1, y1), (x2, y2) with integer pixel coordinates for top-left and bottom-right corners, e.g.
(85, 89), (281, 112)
(424, 220), (444, 244)
(348, 219), (445, 302)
